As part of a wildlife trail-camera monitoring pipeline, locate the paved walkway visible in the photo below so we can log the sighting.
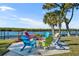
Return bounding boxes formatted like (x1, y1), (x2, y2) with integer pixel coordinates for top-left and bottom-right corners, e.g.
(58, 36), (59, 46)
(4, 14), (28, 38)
(4, 42), (70, 56)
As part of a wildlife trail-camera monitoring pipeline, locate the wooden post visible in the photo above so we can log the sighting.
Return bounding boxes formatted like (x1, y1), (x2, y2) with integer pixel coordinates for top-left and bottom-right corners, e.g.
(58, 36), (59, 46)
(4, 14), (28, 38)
(18, 31), (23, 42)
(4, 31), (5, 40)
(17, 31), (21, 42)
(1, 31), (3, 39)
(0, 31), (2, 39)
(7, 31), (9, 39)
(0, 31), (1, 39)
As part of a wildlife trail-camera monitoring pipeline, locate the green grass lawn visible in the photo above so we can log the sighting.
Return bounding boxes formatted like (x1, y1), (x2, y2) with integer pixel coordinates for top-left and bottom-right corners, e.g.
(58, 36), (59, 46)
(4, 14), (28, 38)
(0, 39), (16, 56)
(52, 36), (79, 56)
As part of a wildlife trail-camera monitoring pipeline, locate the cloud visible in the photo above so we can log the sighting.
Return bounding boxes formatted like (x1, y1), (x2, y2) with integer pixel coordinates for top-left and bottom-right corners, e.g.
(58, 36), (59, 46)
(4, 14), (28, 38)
(11, 15), (17, 18)
(19, 17), (50, 28)
(0, 6), (16, 11)
(0, 15), (50, 28)
(69, 19), (79, 29)
(0, 14), (79, 29)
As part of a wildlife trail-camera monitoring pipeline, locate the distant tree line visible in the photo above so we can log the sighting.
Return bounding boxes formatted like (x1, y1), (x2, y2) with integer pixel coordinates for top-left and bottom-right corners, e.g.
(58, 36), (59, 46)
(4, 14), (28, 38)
(0, 27), (79, 31)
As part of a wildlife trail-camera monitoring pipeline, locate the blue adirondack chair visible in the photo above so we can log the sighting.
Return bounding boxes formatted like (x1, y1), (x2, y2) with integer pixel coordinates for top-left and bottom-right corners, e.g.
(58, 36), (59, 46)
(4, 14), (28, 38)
(20, 35), (36, 52)
(43, 32), (50, 39)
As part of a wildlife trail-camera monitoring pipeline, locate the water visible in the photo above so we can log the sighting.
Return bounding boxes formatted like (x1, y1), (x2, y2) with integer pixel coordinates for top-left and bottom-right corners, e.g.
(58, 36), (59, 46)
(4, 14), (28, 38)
(0, 31), (79, 39)
(0, 31), (22, 39)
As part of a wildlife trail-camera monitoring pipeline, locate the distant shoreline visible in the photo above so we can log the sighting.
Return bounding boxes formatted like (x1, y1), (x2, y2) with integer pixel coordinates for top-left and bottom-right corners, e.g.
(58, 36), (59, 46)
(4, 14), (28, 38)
(0, 30), (79, 40)
(0, 27), (79, 31)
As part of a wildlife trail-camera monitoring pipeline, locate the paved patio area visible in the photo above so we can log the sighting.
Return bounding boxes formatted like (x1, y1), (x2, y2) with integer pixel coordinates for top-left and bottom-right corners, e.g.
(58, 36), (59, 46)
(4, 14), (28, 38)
(4, 42), (70, 56)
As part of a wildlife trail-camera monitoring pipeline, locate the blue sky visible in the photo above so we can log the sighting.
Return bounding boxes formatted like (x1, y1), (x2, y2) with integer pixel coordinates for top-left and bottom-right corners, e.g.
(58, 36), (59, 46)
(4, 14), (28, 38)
(0, 3), (79, 29)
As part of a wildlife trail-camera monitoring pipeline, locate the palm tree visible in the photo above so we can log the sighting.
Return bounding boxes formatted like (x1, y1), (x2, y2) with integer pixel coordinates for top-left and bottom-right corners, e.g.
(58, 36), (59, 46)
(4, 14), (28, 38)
(43, 4), (63, 36)
(43, 11), (63, 38)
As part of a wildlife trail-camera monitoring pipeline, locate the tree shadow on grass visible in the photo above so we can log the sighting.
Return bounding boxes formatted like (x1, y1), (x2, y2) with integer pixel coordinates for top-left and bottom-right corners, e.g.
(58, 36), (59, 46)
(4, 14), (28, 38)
(60, 40), (79, 46)
(68, 43), (79, 46)
(61, 43), (79, 47)
(61, 40), (71, 42)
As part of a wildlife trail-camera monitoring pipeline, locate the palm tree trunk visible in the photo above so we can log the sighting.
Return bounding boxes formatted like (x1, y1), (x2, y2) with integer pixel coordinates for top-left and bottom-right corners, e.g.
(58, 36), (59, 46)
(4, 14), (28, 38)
(59, 23), (61, 35)
(58, 23), (61, 41)
(66, 23), (71, 36)
(50, 25), (55, 38)
(66, 8), (74, 36)
(68, 7), (74, 24)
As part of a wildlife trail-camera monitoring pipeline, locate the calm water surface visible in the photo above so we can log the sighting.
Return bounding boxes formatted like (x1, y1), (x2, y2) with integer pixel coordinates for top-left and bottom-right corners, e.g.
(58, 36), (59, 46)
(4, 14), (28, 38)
(0, 31), (79, 39)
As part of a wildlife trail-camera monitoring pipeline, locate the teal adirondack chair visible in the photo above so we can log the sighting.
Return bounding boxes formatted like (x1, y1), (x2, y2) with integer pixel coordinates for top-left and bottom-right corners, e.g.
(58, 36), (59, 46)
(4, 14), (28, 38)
(20, 35), (36, 52)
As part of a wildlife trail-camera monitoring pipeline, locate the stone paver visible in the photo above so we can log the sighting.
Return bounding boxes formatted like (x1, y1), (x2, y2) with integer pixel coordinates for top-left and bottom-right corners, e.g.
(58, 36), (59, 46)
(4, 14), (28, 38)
(4, 42), (70, 56)
(39, 50), (70, 56)
(4, 51), (21, 56)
